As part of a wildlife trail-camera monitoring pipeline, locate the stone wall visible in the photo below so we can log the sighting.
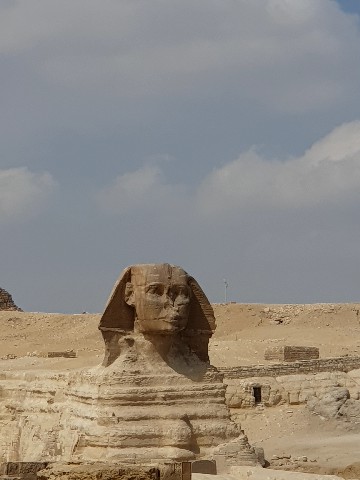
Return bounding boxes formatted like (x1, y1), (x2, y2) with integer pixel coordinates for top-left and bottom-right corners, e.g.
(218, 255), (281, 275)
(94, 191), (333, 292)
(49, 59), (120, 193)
(220, 357), (360, 409)
(0, 288), (21, 311)
(220, 356), (360, 379)
(264, 346), (319, 362)
(224, 371), (360, 408)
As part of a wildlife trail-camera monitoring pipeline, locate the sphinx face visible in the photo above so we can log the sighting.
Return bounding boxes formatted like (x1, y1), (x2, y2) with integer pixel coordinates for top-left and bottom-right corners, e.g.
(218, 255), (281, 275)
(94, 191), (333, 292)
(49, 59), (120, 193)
(125, 264), (191, 334)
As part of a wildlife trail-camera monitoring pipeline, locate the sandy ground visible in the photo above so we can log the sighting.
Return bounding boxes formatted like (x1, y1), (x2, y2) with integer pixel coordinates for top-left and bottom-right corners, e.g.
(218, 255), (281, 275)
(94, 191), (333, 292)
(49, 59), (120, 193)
(1, 303), (360, 474)
(239, 405), (360, 472)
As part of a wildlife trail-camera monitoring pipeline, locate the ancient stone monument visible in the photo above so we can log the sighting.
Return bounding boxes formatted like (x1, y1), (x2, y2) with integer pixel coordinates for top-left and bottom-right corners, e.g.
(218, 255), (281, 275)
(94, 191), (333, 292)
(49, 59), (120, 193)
(0, 287), (21, 311)
(66, 264), (259, 467)
(0, 264), (259, 470)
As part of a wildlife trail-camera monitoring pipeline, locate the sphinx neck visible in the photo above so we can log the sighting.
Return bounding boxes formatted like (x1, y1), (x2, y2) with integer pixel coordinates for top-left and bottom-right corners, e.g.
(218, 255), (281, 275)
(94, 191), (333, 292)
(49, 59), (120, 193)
(140, 333), (176, 361)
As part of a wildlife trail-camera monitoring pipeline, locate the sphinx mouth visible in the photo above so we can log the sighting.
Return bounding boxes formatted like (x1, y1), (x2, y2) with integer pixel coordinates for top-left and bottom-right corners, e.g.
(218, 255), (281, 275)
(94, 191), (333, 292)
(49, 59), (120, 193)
(163, 316), (181, 324)
(155, 317), (187, 329)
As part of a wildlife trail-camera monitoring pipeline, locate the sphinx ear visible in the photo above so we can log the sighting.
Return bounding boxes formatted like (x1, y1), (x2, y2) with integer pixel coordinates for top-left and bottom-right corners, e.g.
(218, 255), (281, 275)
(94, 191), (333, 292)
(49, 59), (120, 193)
(124, 282), (135, 306)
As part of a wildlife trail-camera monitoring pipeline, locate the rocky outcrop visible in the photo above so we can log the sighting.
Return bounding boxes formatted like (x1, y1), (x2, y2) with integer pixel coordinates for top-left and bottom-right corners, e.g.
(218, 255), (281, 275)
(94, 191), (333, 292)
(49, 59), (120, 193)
(307, 387), (360, 421)
(338, 398), (360, 421)
(307, 387), (350, 418)
(0, 288), (21, 311)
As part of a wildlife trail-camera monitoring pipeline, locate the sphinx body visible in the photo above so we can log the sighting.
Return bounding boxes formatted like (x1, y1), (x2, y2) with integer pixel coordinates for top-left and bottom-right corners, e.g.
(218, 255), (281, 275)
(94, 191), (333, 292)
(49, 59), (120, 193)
(0, 264), (259, 468)
(64, 264), (258, 466)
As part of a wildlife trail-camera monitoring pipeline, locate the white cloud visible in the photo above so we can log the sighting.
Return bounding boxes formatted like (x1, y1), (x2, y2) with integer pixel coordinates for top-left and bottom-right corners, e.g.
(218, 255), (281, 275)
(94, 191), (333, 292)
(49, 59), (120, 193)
(302, 120), (360, 165)
(197, 121), (360, 215)
(0, 167), (56, 220)
(97, 121), (360, 218)
(96, 165), (184, 215)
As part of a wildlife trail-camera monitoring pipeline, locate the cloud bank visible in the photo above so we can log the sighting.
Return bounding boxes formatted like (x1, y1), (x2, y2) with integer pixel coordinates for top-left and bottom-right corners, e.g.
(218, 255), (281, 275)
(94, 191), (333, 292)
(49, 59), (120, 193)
(197, 121), (360, 214)
(98, 121), (360, 218)
(0, 168), (56, 221)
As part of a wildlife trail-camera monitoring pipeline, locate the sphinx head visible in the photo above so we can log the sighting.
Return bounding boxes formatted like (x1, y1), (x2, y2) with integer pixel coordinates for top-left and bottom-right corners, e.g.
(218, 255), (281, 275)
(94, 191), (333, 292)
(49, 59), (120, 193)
(99, 263), (216, 366)
(124, 264), (191, 335)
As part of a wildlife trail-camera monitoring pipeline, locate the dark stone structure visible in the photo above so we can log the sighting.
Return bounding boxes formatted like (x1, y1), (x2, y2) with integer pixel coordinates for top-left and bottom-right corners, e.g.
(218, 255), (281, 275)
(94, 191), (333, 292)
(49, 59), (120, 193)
(0, 288), (21, 311)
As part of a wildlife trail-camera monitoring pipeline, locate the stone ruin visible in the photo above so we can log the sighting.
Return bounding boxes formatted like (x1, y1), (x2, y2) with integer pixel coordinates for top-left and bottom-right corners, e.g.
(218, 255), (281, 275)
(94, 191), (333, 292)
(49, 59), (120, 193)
(264, 346), (319, 362)
(0, 287), (21, 311)
(0, 263), (260, 472)
(47, 350), (76, 358)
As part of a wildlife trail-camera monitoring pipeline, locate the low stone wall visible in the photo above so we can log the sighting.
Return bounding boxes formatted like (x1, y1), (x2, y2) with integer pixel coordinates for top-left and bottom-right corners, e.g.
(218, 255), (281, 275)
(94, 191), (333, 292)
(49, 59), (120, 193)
(1, 462), (49, 479)
(0, 461), (190, 480)
(220, 356), (360, 379)
(47, 351), (76, 358)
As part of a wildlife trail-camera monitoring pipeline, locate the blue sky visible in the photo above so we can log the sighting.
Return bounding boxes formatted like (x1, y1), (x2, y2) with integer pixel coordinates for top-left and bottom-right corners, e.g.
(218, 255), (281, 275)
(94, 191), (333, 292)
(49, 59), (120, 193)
(1, 0), (360, 313)
(338, 0), (360, 14)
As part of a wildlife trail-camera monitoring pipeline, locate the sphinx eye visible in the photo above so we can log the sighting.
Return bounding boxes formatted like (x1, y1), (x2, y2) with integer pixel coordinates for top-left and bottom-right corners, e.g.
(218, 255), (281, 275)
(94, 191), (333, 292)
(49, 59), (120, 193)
(172, 285), (190, 297)
(146, 283), (164, 295)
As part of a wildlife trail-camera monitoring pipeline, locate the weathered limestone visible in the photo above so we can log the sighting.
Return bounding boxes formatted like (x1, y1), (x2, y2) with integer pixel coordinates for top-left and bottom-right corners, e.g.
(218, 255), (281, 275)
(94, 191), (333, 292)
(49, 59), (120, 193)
(0, 264), (259, 469)
(307, 387), (350, 419)
(65, 264), (259, 466)
(224, 369), (360, 409)
(0, 288), (21, 311)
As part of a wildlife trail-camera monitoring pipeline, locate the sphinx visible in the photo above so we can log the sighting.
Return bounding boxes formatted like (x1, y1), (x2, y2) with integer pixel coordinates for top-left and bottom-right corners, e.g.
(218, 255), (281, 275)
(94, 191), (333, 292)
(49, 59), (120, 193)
(63, 264), (259, 466)
(0, 264), (259, 469)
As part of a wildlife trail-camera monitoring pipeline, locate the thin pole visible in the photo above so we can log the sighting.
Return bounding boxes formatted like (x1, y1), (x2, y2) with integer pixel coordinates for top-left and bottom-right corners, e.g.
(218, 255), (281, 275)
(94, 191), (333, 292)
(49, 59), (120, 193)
(223, 279), (228, 303)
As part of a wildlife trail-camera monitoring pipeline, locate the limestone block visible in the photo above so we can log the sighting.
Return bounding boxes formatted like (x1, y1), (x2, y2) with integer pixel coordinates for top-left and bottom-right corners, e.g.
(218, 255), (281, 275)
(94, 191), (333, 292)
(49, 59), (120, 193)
(265, 346), (319, 362)
(288, 391), (300, 405)
(191, 460), (216, 474)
